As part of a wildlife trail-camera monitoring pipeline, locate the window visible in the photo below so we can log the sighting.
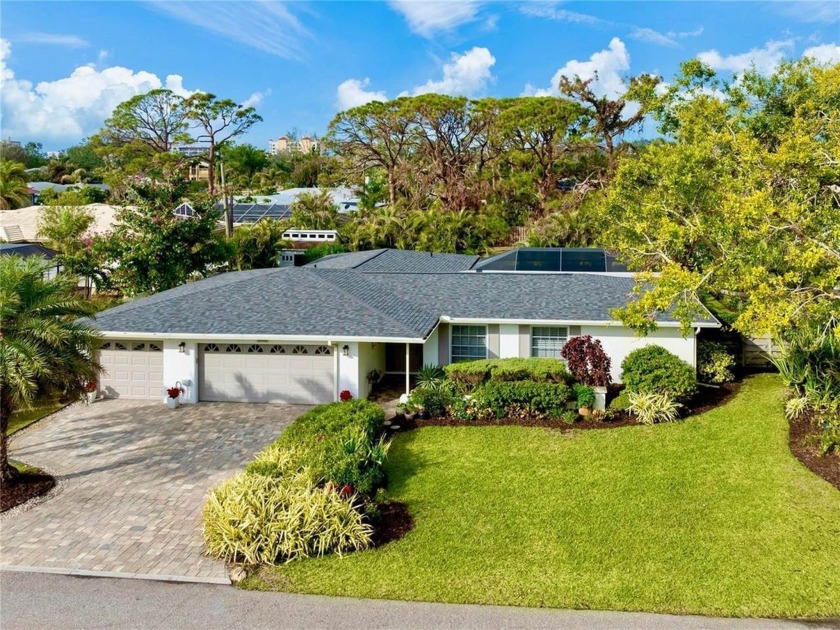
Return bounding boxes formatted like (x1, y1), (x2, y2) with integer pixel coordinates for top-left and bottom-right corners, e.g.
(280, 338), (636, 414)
(451, 325), (487, 363)
(531, 326), (568, 359)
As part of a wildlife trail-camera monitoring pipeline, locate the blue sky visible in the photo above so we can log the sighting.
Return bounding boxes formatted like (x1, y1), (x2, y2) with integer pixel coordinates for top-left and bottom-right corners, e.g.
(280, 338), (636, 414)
(1, 1), (838, 151)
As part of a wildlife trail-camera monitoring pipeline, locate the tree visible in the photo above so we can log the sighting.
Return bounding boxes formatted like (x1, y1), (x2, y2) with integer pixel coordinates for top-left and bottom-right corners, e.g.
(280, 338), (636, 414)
(0, 141), (47, 169)
(184, 93), (262, 197)
(604, 59), (840, 339)
(0, 255), (102, 481)
(289, 190), (340, 230)
(102, 89), (189, 153)
(230, 219), (289, 270)
(219, 143), (269, 189)
(38, 206), (103, 297)
(95, 182), (232, 295)
(559, 73), (660, 178)
(0, 160), (31, 210)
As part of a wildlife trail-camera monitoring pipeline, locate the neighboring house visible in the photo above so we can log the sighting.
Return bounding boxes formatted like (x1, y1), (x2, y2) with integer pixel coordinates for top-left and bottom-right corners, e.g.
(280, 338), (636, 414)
(0, 203), (118, 242)
(225, 187), (360, 224)
(88, 247), (719, 405)
(188, 159), (211, 182)
(0, 242), (62, 279)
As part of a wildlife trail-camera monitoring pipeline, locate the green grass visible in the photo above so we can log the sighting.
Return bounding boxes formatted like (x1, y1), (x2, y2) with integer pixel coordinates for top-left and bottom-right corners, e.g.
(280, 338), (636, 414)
(8, 399), (66, 436)
(244, 375), (840, 618)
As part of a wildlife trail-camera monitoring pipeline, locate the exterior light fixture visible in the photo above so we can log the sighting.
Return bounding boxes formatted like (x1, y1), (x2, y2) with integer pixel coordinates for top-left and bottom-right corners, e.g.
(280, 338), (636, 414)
(342, 345), (350, 356)
(178, 342), (186, 353)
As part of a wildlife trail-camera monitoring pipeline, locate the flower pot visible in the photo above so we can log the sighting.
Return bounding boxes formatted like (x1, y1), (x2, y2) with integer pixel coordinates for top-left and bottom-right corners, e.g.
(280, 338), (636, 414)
(86, 391), (96, 405)
(165, 397), (179, 410)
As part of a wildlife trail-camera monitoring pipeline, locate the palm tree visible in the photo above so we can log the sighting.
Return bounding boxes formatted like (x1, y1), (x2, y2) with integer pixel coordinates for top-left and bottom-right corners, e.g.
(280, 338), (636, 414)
(0, 256), (102, 480)
(0, 160), (31, 210)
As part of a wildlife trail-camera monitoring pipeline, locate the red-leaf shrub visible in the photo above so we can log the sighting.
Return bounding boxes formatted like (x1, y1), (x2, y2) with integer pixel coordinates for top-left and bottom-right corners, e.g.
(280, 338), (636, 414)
(560, 335), (612, 387)
(339, 390), (353, 402)
(83, 380), (98, 393)
(167, 386), (183, 399)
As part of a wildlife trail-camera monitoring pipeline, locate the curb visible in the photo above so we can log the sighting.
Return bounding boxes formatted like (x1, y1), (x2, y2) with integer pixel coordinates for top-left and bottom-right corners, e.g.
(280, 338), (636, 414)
(0, 564), (231, 585)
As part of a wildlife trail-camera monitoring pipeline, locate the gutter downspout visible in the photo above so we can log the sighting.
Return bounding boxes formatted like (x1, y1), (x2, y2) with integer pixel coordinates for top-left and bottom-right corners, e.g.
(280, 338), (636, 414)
(405, 342), (410, 397)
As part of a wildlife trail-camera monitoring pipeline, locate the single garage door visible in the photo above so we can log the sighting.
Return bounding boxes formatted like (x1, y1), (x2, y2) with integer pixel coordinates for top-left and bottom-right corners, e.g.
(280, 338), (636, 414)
(99, 340), (164, 399)
(199, 343), (334, 404)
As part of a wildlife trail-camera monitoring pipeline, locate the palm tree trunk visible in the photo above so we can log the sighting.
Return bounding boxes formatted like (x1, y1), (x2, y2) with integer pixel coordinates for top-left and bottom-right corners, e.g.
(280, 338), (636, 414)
(0, 398), (16, 482)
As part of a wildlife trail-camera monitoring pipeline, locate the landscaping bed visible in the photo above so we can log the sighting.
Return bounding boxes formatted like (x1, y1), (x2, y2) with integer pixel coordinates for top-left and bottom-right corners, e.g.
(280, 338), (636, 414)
(242, 375), (840, 618)
(0, 463), (56, 513)
(789, 412), (840, 491)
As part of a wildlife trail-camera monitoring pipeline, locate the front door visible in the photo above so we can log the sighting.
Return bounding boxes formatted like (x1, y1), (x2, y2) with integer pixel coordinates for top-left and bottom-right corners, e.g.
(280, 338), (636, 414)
(385, 343), (424, 373)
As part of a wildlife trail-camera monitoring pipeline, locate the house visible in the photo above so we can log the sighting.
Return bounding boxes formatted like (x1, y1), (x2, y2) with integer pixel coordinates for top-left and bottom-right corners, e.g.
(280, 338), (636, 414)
(88, 248), (719, 404)
(0, 203), (119, 243)
(268, 136), (319, 155)
(0, 242), (62, 279)
(224, 187), (360, 224)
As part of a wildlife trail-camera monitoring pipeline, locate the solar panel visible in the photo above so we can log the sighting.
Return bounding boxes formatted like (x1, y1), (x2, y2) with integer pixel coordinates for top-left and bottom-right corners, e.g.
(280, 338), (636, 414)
(231, 204), (291, 223)
(560, 249), (606, 272)
(516, 249), (561, 272)
(475, 250), (518, 271)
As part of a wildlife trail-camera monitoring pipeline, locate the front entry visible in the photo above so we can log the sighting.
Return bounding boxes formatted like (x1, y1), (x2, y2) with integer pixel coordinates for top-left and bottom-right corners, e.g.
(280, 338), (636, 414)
(385, 343), (424, 374)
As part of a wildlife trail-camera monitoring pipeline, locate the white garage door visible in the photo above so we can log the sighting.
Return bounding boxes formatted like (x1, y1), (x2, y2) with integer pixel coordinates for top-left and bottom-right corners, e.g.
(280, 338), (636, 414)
(99, 340), (164, 399)
(199, 343), (334, 404)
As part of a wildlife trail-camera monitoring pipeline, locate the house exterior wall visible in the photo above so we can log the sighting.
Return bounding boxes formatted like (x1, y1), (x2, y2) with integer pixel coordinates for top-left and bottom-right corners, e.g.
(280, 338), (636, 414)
(338, 342), (360, 398)
(580, 325), (696, 383)
(162, 340), (198, 403)
(423, 328), (439, 366)
(433, 323), (698, 384)
(357, 342), (386, 399)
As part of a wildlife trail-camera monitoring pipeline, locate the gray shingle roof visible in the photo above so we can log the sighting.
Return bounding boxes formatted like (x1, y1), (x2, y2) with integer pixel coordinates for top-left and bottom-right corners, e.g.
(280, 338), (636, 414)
(92, 263), (717, 340)
(307, 248), (479, 273)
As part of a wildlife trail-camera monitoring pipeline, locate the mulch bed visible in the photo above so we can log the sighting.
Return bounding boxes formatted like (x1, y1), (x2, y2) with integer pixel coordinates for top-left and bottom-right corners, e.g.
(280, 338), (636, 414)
(389, 382), (740, 434)
(371, 502), (413, 546)
(788, 414), (840, 491)
(0, 469), (56, 512)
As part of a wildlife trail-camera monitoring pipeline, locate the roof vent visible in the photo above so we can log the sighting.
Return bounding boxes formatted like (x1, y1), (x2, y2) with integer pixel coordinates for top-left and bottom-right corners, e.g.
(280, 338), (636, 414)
(1, 225), (25, 242)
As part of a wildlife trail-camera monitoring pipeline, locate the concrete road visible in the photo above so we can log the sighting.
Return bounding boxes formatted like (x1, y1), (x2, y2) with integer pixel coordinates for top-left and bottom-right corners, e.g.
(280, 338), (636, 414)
(1, 571), (837, 630)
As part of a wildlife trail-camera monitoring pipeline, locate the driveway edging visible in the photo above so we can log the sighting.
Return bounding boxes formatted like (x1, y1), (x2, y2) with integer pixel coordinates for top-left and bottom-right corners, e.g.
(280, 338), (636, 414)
(0, 564), (231, 585)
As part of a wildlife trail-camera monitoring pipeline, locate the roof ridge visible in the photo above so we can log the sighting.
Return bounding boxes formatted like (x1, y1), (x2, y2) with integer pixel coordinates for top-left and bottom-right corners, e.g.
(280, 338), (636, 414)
(301, 267), (437, 338)
(351, 248), (388, 269)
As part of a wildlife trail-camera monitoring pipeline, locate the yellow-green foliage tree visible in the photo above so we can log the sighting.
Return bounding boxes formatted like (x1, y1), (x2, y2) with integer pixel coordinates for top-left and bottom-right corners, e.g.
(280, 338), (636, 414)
(605, 59), (839, 340)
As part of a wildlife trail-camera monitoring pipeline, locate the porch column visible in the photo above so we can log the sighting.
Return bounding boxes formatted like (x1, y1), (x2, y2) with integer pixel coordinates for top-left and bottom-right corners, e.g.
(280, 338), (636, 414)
(405, 343), (411, 396)
(333, 344), (340, 402)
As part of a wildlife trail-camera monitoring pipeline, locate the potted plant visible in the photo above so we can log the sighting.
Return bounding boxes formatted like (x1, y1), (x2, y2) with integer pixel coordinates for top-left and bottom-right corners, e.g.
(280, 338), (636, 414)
(166, 385), (183, 409)
(339, 389), (353, 402)
(574, 384), (596, 416)
(83, 380), (97, 405)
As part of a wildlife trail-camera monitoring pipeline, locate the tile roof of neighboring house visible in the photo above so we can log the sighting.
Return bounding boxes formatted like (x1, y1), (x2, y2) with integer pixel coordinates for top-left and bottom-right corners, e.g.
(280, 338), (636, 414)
(91, 262), (718, 340)
(0, 204), (118, 242)
(307, 248), (480, 272)
(0, 241), (58, 260)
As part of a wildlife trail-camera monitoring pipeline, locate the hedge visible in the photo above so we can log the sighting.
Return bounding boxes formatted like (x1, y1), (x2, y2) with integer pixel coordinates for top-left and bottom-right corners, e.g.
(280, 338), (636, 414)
(473, 380), (573, 419)
(445, 358), (572, 392)
(621, 345), (698, 400)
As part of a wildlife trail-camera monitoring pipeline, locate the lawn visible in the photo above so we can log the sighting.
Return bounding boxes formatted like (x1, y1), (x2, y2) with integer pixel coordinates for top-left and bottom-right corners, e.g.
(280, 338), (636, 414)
(244, 374), (840, 618)
(7, 399), (66, 436)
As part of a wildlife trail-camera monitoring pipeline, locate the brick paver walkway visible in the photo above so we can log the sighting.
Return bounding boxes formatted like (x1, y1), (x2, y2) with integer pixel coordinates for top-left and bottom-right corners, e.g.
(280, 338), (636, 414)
(1, 399), (306, 583)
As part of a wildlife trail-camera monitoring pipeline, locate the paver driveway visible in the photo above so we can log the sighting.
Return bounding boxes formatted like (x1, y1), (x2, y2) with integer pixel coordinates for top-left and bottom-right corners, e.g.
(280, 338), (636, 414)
(1, 399), (307, 583)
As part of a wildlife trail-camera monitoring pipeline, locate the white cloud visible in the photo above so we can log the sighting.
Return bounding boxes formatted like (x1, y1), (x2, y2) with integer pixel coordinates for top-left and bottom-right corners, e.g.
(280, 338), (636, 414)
(697, 40), (794, 75)
(337, 78), (387, 110)
(629, 27), (677, 48)
(519, 1), (604, 26)
(667, 26), (704, 39)
(408, 47), (496, 96)
(523, 37), (630, 98)
(15, 33), (90, 47)
(776, 1), (839, 24)
(387, 0), (483, 36)
(803, 42), (840, 64)
(242, 89), (271, 109)
(146, 0), (310, 59)
(0, 39), (195, 144)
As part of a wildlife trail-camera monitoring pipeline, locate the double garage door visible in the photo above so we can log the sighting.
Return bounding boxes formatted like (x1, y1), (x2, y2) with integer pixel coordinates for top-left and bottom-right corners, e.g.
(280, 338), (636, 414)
(99, 340), (164, 399)
(199, 343), (334, 405)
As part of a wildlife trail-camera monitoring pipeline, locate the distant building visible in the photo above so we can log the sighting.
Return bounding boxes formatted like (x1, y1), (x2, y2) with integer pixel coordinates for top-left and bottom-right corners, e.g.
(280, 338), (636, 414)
(268, 135), (319, 155)
(174, 144), (210, 157)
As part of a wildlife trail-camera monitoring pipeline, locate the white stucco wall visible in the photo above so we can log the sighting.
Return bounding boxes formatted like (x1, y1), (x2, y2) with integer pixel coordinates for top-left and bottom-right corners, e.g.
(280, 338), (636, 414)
(357, 342), (386, 398)
(580, 325), (696, 383)
(162, 339), (198, 403)
(423, 328), (439, 366)
(498, 324), (520, 358)
(338, 342), (360, 399)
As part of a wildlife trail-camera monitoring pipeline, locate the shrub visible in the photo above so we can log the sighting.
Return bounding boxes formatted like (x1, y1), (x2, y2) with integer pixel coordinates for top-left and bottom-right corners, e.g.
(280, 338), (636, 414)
(416, 364), (446, 391)
(322, 429), (391, 496)
(697, 341), (736, 384)
(560, 335), (612, 387)
(444, 358), (571, 393)
(628, 392), (681, 425)
(608, 390), (631, 412)
(621, 345), (698, 400)
(474, 380), (572, 419)
(409, 386), (455, 418)
(784, 396), (810, 421)
(771, 326), (840, 411)
(279, 399), (385, 448)
(339, 390), (353, 401)
(203, 472), (372, 564)
(561, 410), (579, 425)
(573, 384), (596, 409)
